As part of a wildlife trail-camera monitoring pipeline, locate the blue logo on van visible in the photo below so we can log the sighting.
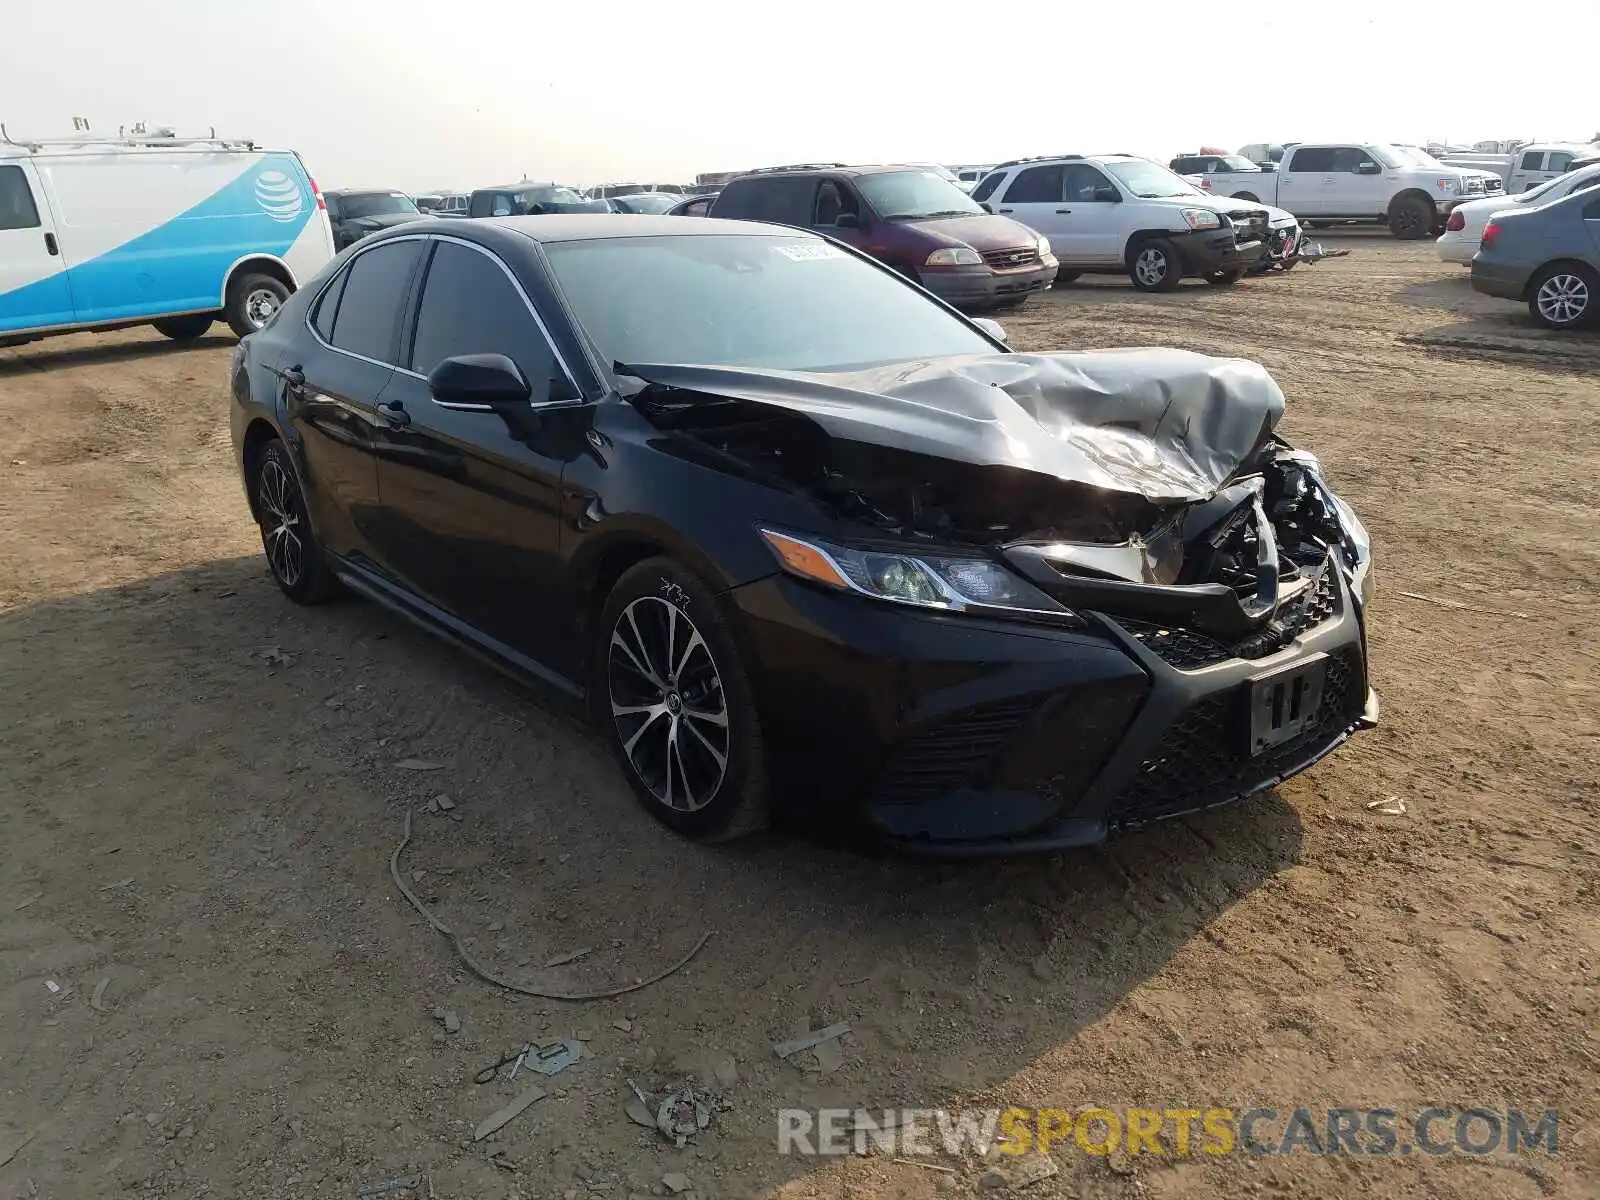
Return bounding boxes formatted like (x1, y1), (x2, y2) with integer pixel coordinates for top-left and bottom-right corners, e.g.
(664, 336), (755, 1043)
(255, 170), (304, 223)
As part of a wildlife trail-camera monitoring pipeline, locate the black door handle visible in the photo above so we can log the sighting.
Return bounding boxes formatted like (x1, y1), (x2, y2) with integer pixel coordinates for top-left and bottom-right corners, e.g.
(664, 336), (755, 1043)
(281, 365), (305, 388)
(44, 232), (58, 256)
(1055, 208), (1073, 214)
(998, 208), (1014, 214)
(376, 400), (411, 428)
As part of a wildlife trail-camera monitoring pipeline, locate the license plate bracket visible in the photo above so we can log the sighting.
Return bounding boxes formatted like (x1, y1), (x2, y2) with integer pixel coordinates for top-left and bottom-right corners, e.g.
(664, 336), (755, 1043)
(1246, 654), (1327, 756)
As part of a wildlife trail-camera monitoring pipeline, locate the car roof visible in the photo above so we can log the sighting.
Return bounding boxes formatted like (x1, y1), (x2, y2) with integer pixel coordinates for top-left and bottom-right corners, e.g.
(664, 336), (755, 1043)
(735, 163), (934, 179)
(326, 188), (408, 198)
(479, 214), (818, 242)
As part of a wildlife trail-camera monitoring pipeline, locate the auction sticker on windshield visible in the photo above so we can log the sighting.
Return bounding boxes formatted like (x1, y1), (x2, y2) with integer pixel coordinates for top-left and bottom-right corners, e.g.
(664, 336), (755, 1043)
(775, 244), (846, 262)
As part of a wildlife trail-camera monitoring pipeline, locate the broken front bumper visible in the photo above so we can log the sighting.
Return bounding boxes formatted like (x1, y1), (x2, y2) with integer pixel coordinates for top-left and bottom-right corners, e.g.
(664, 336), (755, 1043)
(730, 559), (1377, 856)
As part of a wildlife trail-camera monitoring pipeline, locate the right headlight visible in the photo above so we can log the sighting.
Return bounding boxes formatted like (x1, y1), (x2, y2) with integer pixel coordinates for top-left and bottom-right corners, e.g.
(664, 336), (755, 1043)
(758, 529), (1079, 624)
(925, 247), (983, 267)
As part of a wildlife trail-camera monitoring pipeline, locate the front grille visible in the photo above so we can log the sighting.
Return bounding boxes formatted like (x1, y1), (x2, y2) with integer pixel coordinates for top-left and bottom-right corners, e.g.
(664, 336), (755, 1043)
(1109, 648), (1365, 829)
(981, 246), (1042, 271)
(1118, 567), (1340, 671)
(870, 697), (1039, 806)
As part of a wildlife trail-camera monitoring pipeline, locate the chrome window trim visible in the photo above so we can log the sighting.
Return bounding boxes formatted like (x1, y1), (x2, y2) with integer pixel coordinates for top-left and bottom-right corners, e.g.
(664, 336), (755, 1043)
(302, 232), (584, 409)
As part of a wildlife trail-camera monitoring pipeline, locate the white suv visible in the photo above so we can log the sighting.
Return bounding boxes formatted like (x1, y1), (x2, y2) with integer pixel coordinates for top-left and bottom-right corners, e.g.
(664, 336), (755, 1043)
(971, 154), (1302, 291)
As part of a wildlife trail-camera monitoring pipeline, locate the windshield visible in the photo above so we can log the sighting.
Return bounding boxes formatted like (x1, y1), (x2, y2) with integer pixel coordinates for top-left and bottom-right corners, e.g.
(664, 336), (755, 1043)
(1102, 160), (1200, 199)
(546, 234), (997, 372)
(612, 193), (680, 214)
(340, 192), (420, 218)
(1388, 145), (1446, 168)
(518, 186), (586, 207)
(856, 170), (983, 220)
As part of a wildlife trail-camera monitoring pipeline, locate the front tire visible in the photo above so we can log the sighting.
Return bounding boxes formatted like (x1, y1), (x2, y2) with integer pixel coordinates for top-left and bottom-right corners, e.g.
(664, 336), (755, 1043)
(249, 439), (337, 604)
(594, 558), (768, 841)
(1128, 239), (1183, 292)
(226, 273), (290, 338)
(152, 314), (215, 341)
(1527, 263), (1598, 330)
(1388, 196), (1434, 240)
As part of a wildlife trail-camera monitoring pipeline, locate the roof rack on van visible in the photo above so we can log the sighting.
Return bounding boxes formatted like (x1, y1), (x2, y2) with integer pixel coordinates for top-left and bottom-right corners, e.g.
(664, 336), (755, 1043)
(0, 124), (257, 152)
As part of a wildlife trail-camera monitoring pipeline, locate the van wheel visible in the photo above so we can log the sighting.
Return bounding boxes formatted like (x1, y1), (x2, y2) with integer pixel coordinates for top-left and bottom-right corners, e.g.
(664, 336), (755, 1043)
(1388, 196), (1434, 240)
(1205, 269), (1244, 286)
(1128, 239), (1183, 292)
(226, 273), (290, 337)
(594, 557), (768, 842)
(152, 315), (215, 341)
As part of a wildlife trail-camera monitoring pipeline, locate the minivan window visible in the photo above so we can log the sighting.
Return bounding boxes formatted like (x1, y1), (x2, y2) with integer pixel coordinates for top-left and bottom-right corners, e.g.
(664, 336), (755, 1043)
(410, 241), (555, 392)
(856, 170), (982, 220)
(0, 166), (41, 230)
(712, 177), (815, 226)
(328, 240), (424, 363)
(546, 234), (996, 372)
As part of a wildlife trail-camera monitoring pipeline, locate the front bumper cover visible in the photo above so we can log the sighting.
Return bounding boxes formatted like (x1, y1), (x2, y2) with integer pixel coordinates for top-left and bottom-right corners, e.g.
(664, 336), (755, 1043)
(731, 557), (1376, 856)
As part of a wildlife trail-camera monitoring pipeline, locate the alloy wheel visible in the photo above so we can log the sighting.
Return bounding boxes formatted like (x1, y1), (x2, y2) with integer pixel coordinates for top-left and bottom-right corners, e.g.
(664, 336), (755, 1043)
(607, 596), (730, 813)
(244, 287), (281, 330)
(1135, 248), (1168, 287)
(1535, 274), (1589, 326)
(257, 457), (305, 587)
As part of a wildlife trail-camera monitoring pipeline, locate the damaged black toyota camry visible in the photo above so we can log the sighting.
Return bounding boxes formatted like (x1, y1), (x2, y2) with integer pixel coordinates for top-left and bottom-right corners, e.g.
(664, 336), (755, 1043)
(230, 214), (1378, 854)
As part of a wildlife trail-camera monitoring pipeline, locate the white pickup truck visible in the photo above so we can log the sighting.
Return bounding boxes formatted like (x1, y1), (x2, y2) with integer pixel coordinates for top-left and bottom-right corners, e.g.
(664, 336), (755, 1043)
(1439, 143), (1600, 194)
(1221, 142), (1499, 238)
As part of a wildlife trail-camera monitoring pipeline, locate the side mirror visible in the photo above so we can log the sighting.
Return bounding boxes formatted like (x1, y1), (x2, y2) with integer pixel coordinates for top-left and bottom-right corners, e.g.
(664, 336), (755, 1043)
(428, 354), (531, 407)
(971, 317), (1008, 343)
(1092, 186), (1121, 203)
(834, 212), (860, 229)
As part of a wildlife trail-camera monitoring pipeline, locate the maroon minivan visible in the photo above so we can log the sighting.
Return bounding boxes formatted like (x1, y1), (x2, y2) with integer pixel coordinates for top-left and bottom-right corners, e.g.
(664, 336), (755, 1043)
(707, 164), (1058, 309)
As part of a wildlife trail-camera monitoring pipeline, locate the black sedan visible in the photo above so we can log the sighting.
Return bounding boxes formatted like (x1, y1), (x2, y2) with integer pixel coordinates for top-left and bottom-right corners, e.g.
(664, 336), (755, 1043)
(229, 215), (1378, 854)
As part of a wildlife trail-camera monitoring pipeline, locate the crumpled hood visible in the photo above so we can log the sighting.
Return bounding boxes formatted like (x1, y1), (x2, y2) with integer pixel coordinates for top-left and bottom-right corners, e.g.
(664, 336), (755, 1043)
(627, 349), (1286, 503)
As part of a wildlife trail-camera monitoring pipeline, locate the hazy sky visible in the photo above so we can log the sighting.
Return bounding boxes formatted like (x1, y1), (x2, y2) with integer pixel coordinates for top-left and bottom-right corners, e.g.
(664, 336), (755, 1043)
(4, 0), (1595, 190)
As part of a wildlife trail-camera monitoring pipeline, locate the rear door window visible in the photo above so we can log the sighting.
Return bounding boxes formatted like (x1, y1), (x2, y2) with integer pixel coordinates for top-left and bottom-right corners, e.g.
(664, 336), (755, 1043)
(0, 166), (41, 230)
(1520, 151), (1545, 171)
(328, 240), (424, 363)
(311, 269), (349, 342)
(1001, 165), (1064, 204)
(1287, 147), (1334, 172)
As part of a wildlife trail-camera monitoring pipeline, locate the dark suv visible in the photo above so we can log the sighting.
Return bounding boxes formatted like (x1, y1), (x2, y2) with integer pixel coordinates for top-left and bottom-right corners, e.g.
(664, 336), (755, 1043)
(324, 189), (424, 251)
(709, 164), (1057, 309)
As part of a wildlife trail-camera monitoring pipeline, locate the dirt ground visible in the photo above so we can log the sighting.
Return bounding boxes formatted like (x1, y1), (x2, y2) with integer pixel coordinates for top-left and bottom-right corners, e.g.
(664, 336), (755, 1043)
(1, 235), (1596, 1200)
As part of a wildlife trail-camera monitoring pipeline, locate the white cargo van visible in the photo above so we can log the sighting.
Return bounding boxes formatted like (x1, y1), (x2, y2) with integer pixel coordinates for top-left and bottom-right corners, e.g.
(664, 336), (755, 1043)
(0, 132), (335, 346)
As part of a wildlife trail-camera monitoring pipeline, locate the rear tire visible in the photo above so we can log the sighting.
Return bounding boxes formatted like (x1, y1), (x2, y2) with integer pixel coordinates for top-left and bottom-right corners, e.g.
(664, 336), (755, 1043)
(1128, 238), (1183, 292)
(248, 439), (338, 604)
(152, 315), (215, 341)
(1388, 196), (1434, 240)
(1205, 269), (1244, 286)
(594, 557), (768, 842)
(1526, 262), (1598, 330)
(226, 273), (290, 338)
